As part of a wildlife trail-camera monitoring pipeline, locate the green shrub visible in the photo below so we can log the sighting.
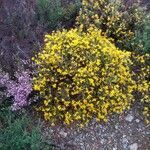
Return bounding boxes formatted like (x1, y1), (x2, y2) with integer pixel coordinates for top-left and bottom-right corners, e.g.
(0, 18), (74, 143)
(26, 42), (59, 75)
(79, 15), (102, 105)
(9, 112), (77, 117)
(36, 0), (81, 30)
(134, 13), (150, 53)
(76, 0), (145, 51)
(32, 27), (136, 126)
(0, 107), (54, 150)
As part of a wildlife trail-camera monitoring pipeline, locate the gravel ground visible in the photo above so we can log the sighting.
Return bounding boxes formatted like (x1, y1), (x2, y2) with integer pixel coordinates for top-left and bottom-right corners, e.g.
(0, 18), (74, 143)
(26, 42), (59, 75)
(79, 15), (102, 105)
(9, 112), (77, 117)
(43, 107), (150, 150)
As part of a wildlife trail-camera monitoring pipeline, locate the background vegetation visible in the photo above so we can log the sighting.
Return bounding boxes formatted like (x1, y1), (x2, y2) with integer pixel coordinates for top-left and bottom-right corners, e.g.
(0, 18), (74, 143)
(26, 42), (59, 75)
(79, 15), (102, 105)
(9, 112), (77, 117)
(0, 105), (55, 150)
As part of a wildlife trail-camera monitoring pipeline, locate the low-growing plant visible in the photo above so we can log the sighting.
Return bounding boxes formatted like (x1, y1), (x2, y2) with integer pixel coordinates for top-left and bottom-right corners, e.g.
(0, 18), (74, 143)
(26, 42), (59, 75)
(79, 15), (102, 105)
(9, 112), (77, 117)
(134, 13), (150, 53)
(36, 0), (81, 30)
(32, 27), (137, 126)
(0, 71), (32, 110)
(76, 0), (145, 51)
(0, 107), (54, 150)
(61, 0), (81, 28)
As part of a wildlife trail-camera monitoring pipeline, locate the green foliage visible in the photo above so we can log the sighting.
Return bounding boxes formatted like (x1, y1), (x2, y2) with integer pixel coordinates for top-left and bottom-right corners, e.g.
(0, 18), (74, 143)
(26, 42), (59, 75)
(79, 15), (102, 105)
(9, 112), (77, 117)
(36, 0), (81, 30)
(0, 107), (54, 150)
(134, 13), (150, 53)
(76, 0), (145, 51)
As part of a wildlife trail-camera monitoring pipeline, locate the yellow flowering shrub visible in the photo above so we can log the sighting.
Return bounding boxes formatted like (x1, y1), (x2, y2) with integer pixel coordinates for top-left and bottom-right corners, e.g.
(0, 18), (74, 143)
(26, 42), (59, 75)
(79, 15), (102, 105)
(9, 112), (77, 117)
(76, 0), (144, 51)
(32, 27), (137, 126)
(131, 53), (150, 123)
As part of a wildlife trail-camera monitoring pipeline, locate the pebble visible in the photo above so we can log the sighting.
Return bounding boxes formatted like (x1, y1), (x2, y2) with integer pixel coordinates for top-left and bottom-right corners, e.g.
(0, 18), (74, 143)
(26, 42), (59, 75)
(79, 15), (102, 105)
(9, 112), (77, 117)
(129, 143), (138, 150)
(125, 114), (134, 122)
(100, 139), (105, 144)
(59, 130), (67, 137)
(135, 119), (140, 123)
(115, 125), (119, 130)
(122, 135), (128, 149)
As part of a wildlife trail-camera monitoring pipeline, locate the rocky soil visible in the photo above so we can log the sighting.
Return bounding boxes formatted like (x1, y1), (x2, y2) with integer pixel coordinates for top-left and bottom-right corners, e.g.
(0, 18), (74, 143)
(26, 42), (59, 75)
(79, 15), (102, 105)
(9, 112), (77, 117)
(43, 106), (150, 150)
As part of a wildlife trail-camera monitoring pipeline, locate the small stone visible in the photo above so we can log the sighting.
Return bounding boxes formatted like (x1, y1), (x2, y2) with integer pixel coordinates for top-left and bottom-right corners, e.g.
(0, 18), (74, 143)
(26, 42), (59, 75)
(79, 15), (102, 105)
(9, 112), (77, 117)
(123, 135), (126, 138)
(122, 136), (128, 149)
(135, 119), (140, 123)
(115, 125), (119, 129)
(49, 129), (53, 133)
(100, 139), (105, 144)
(129, 143), (138, 150)
(59, 131), (67, 137)
(125, 114), (134, 122)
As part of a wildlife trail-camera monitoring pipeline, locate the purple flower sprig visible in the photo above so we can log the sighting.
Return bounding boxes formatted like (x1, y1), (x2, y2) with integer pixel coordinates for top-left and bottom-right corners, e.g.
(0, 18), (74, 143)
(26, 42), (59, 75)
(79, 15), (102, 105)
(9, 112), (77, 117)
(0, 71), (32, 111)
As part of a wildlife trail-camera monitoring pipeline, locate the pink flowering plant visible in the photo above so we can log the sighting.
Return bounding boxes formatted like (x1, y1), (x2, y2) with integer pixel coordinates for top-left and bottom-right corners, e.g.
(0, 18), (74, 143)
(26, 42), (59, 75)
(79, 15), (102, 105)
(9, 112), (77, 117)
(0, 71), (32, 110)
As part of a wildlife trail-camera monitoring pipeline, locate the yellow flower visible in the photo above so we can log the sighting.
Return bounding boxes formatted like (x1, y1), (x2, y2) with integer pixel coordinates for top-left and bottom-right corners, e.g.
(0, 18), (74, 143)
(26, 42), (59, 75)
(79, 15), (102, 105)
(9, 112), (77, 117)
(33, 26), (149, 126)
